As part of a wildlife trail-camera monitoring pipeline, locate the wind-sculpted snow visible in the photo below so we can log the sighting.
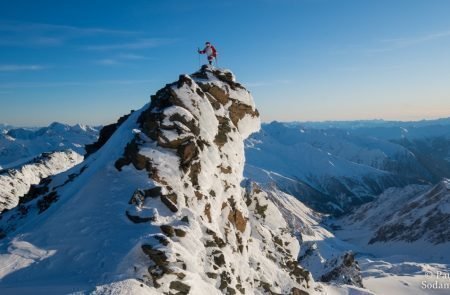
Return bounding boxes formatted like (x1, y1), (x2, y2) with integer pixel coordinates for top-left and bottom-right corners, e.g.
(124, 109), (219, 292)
(0, 66), (318, 294)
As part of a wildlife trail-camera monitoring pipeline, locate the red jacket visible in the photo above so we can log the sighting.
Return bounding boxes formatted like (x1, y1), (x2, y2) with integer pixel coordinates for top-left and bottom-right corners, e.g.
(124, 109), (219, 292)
(199, 45), (217, 58)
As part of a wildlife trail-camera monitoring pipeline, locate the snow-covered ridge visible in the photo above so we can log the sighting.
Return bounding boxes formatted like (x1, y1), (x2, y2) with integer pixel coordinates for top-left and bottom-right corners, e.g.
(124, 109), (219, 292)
(0, 150), (83, 213)
(0, 66), (317, 294)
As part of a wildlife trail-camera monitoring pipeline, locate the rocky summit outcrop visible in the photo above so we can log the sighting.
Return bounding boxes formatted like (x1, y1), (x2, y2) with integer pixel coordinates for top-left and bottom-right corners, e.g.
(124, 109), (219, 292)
(115, 66), (315, 294)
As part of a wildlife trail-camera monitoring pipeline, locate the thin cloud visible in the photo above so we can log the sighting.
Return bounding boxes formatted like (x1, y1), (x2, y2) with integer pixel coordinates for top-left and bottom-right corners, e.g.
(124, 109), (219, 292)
(382, 30), (450, 47)
(0, 21), (139, 36)
(244, 79), (292, 87)
(0, 21), (140, 47)
(117, 53), (149, 60)
(96, 59), (121, 66)
(0, 64), (46, 72)
(96, 53), (154, 66)
(367, 29), (450, 54)
(84, 38), (177, 50)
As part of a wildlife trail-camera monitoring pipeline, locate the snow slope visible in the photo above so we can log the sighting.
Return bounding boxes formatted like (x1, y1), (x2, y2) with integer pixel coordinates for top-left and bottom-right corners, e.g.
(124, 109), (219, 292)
(0, 66), (318, 294)
(0, 122), (98, 168)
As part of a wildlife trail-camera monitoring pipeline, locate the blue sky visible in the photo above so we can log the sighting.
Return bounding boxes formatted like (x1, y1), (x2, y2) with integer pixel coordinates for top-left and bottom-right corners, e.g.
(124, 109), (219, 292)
(1, 0), (450, 126)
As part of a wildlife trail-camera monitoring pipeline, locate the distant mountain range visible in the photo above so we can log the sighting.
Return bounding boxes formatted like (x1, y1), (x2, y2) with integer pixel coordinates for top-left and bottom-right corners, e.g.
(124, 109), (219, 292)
(0, 122), (98, 169)
(245, 119), (450, 215)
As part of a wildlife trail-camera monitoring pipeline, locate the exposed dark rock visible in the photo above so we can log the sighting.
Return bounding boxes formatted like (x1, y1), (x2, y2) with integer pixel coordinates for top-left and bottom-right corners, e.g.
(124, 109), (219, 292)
(153, 234), (170, 246)
(169, 280), (191, 294)
(115, 138), (149, 171)
(144, 187), (162, 198)
(229, 100), (259, 128)
(228, 209), (247, 233)
(204, 203), (212, 223)
(219, 271), (232, 289)
(18, 177), (51, 205)
(129, 190), (145, 206)
(320, 252), (363, 288)
(174, 228), (187, 237)
(141, 245), (168, 267)
(215, 116), (232, 147)
(161, 225), (175, 237)
(177, 74), (193, 88)
(158, 132), (193, 149)
(188, 162), (201, 187)
(291, 287), (309, 295)
(37, 191), (58, 213)
(177, 141), (198, 169)
(213, 251), (226, 267)
(219, 165), (232, 174)
(205, 240), (217, 247)
(166, 193), (178, 204)
(168, 113), (200, 136)
(161, 195), (178, 212)
(85, 112), (133, 157)
(199, 84), (229, 105)
(254, 198), (268, 218)
(206, 272), (218, 279)
(126, 211), (154, 224)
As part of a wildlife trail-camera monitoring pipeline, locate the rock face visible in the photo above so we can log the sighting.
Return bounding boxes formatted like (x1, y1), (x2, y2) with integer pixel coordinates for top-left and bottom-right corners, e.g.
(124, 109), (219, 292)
(116, 66), (312, 294)
(0, 66), (317, 294)
(85, 112), (132, 157)
(0, 150), (83, 213)
(318, 252), (363, 288)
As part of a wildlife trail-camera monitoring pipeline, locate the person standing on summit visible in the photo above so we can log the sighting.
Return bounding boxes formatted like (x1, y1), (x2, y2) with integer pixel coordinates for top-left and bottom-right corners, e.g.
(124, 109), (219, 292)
(198, 41), (217, 66)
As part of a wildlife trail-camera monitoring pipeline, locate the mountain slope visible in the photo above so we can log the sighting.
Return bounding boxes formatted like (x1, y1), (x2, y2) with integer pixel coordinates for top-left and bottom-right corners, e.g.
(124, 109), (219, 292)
(336, 180), (450, 258)
(244, 122), (427, 215)
(0, 66), (317, 294)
